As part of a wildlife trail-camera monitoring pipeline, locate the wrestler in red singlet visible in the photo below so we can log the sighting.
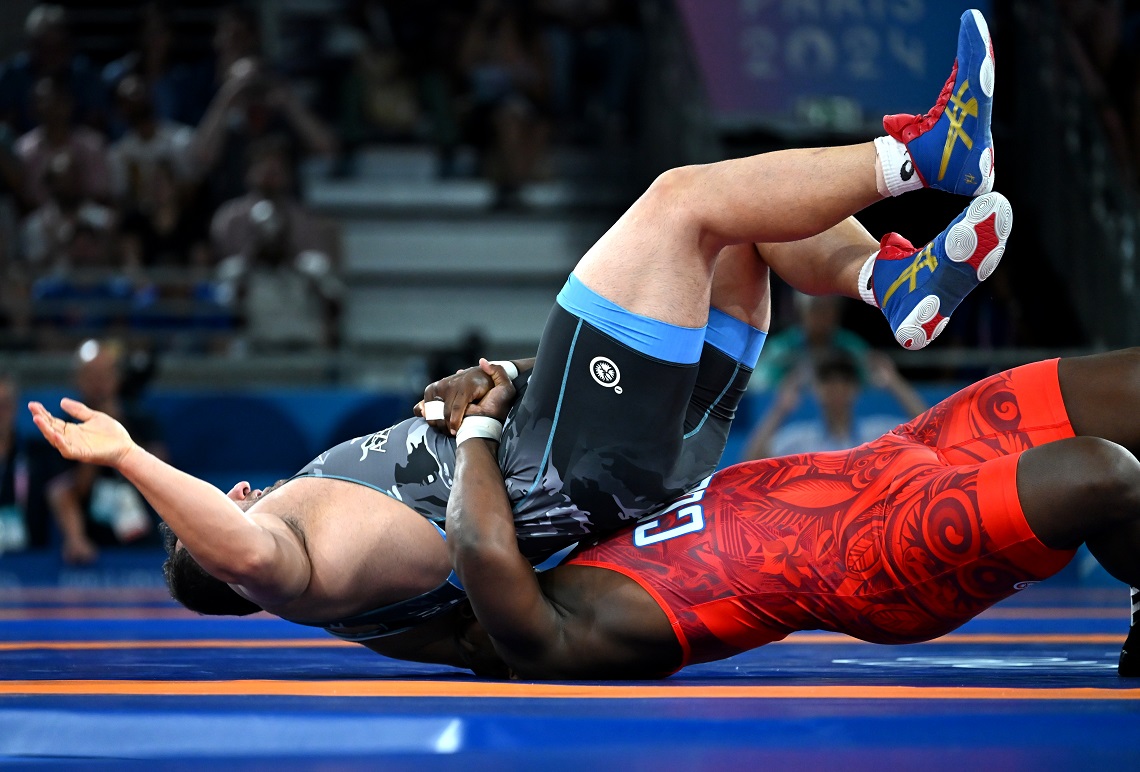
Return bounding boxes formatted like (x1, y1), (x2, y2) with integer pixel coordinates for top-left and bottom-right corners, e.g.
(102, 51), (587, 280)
(569, 359), (1078, 668)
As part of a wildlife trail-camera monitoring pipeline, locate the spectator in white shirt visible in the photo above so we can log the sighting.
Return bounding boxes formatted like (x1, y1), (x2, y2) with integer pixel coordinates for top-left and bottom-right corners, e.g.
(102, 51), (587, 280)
(107, 74), (195, 212)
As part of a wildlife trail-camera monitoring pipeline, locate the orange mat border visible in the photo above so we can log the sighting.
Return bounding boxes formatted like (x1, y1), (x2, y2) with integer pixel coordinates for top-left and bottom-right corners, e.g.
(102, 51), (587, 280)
(1, 680), (1138, 700)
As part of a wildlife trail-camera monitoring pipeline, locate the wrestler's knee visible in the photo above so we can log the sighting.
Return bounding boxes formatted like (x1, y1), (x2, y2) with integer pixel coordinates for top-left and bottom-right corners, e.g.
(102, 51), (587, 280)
(1055, 437), (1140, 520)
(638, 166), (694, 217)
(1020, 437), (1140, 548)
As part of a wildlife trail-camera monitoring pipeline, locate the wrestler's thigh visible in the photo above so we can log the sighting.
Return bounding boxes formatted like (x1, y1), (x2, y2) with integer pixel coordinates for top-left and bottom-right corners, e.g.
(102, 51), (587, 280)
(831, 452), (1075, 644)
(675, 343), (751, 486)
(1057, 348), (1140, 450)
(500, 304), (699, 542)
(894, 359), (1073, 464)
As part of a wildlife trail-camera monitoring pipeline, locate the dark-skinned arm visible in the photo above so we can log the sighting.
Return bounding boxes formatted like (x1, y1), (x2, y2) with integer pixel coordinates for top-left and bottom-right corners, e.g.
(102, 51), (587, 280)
(445, 361), (565, 665)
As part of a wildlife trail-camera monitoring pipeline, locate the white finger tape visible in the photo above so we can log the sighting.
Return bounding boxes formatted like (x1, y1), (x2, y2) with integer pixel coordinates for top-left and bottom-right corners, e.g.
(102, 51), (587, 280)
(423, 400), (445, 422)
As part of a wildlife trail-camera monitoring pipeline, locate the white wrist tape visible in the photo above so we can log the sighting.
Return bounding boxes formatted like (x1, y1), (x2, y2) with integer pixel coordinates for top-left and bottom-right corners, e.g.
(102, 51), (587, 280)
(423, 400), (445, 422)
(456, 416), (503, 446)
(489, 360), (519, 380)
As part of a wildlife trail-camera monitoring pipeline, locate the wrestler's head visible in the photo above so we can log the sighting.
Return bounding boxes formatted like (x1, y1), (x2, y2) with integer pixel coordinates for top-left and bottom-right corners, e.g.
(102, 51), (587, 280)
(159, 522), (262, 616)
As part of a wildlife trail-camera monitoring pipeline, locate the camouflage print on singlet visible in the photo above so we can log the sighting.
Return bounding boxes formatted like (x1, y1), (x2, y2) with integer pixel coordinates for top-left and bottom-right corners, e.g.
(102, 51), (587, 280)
(298, 417), (459, 525)
(291, 306), (751, 640)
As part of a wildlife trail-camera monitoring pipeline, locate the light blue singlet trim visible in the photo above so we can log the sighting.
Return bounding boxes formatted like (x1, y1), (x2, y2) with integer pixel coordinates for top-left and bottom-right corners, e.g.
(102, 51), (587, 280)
(705, 307), (767, 368)
(556, 274), (704, 365)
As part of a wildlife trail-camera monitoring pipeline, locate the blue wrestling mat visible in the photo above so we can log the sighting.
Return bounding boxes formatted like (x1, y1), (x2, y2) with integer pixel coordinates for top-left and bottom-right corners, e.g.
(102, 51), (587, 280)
(1, 551), (1138, 770)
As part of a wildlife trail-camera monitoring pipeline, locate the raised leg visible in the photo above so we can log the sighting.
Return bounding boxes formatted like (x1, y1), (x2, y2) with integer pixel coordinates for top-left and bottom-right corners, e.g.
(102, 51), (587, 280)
(754, 216), (877, 300)
(571, 143), (883, 329)
(709, 242), (771, 332)
(569, 8), (999, 334)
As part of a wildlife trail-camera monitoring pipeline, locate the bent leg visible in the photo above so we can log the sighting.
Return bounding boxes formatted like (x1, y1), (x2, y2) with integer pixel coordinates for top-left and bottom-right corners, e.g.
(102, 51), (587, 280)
(678, 245), (771, 478)
(572, 143), (883, 329)
(1016, 436), (1140, 585)
(896, 358), (1073, 464)
(755, 216), (877, 300)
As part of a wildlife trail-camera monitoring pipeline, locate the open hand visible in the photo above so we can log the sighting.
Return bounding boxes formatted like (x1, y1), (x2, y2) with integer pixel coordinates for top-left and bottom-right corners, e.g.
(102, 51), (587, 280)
(29, 399), (138, 468)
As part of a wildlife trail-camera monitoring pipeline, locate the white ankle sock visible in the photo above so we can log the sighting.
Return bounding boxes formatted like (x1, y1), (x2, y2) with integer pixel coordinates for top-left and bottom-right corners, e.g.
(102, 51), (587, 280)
(1132, 587), (1140, 627)
(858, 252), (879, 308)
(874, 135), (924, 197)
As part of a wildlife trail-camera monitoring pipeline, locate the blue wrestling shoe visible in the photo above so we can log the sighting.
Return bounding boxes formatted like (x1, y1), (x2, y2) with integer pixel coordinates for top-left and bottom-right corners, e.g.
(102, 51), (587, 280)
(870, 192), (1012, 350)
(884, 9), (995, 196)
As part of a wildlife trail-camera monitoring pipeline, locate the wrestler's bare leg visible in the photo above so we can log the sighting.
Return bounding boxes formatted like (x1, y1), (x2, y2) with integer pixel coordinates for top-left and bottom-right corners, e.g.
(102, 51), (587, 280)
(572, 144), (883, 330)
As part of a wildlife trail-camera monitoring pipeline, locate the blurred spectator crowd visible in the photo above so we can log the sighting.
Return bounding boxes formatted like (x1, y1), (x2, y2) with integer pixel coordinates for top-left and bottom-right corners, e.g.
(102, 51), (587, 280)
(0, 1), (643, 564)
(1061, 0), (1140, 190)
(0, 1), (643, 355)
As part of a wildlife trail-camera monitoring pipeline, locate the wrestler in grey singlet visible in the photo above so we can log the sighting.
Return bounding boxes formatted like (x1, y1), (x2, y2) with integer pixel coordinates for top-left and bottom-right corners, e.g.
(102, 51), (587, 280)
(291, 301), (762, 640)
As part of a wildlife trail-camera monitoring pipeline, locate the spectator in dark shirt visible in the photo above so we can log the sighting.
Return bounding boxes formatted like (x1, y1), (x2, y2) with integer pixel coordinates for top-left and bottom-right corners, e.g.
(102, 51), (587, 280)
(537, 0), (640, 143)
(459, 0), (551, 208)
(0, 373), (30, 552)
(193, 8), (337, 207)
(120, 160), (208, 269)
(102, 2), (214, 133)
(47, 339), (165, 565)
(0, 4), (107, 135)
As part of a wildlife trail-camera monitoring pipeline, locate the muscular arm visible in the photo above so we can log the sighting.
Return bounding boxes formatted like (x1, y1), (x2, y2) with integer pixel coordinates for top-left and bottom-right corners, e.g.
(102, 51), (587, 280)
(447, 437), (566, 664)
(116, 445), (308, 599)
(30, 399), (309, 603)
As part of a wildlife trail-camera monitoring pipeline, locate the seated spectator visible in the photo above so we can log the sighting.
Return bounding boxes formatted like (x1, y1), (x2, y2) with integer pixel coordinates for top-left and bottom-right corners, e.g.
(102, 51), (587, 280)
(194, 7), (337, 207)
(0, 4), (107, 135)
(20, 151), (116, 273)
(334, 0), (468, 171)
(537, 0), (640, 144)
(743, 350), (926, 460)
(108, 75), (196, 212)
(212, 137), (341, 349)
(0, 373), (29, 552)
(47, 339), (165, 565)
(0, 267), (34, 351)
(750, 293), (872, 391)
(338, 1), (422, 139)
(120, 160), (208, 269)
(459, 0), (552, 208)
(102, 2), (214, 133)
(1059, 0), (1140, 186)
(15, 75), (110, 207)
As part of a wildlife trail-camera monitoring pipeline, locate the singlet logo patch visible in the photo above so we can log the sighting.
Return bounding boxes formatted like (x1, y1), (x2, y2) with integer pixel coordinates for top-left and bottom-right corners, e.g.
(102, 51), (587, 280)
(589, 356), (622, 393)
(352, 427), (392, 461)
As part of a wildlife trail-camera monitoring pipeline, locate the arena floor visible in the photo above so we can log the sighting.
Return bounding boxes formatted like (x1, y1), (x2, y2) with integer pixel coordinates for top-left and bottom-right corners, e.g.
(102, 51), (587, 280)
(2, 578), (1139, 769)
